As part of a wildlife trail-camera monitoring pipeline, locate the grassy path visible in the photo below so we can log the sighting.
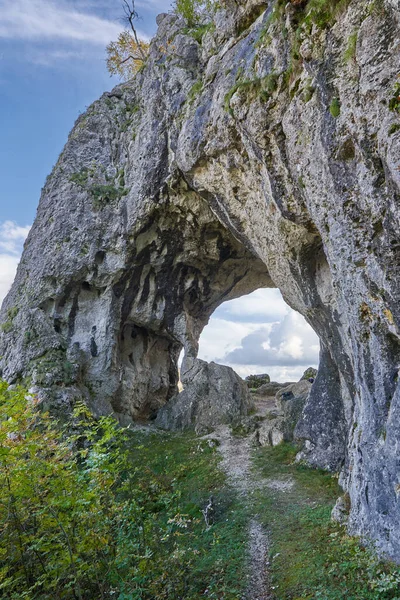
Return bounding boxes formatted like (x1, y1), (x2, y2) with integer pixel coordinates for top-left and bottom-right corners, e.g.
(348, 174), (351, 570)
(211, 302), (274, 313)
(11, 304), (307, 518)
(122, 414), (400, 599)
(204, 424), (272, 599)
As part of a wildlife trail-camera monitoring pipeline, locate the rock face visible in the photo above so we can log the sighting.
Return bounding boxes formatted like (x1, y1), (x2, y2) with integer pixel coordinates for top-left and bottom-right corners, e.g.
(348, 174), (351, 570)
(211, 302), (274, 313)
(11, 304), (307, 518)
(257, 379), (311, 446)
(1, 0), (400, 560)
(155, 357), (250, 434)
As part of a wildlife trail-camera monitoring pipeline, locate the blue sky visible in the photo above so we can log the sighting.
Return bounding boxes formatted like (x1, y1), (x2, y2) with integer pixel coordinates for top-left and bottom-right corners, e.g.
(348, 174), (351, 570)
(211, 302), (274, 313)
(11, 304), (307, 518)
(0, 0), (167, 225)
(0, 0), (319, 381)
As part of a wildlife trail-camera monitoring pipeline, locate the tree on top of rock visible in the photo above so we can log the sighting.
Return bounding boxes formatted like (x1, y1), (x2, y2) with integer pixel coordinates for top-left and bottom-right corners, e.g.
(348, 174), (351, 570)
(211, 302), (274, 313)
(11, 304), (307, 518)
(106, 0), (149, 81)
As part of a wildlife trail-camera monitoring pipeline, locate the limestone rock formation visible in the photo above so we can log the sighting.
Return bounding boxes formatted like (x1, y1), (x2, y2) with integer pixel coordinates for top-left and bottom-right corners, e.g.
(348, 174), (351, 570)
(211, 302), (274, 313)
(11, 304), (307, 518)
(1, 0), (400, 560)
(257, 379), (311, 446)
(256, 381), (293, 396)
(155, 357), (250, 434)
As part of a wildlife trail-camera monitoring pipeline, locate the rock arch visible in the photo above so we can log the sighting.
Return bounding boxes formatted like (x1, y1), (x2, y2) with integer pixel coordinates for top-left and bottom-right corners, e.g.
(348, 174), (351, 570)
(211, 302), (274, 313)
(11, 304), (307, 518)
(2, 0), (400, 560)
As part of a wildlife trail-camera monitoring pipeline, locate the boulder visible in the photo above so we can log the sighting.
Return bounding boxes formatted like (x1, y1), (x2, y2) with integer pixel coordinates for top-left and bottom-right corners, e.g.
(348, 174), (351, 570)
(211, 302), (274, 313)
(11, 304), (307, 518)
(256, 381), (294, 396)
(258, 417), (286, 447)
(155, 359), (249, 434)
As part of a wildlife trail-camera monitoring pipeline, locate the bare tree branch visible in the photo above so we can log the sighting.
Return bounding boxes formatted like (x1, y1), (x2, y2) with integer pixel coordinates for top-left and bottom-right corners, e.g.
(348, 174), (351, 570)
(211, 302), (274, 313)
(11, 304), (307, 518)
(121, 0), (147, 61)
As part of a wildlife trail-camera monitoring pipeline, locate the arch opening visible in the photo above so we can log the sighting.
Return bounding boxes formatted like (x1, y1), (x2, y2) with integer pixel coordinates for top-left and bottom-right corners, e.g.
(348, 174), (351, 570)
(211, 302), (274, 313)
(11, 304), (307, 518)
(197, 288), (320, 384)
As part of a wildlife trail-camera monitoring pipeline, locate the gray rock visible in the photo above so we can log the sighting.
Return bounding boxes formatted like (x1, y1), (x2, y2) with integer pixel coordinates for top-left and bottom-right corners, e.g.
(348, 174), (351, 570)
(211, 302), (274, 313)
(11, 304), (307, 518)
(257, 380), (311, 446)
(258, 417), (286, 447)
(155, 359), (249, 434)
(245, 373), (271, 388)
(331, 494), (351, 525)
(256, 381), (292, 396)
(276, 380), (312, 411)
(1, 0), (400, 561)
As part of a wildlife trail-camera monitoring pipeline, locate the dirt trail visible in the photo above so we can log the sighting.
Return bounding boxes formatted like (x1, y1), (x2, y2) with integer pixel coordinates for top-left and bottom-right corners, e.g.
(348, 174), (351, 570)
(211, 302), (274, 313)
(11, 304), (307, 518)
(203, 411), (276, 600)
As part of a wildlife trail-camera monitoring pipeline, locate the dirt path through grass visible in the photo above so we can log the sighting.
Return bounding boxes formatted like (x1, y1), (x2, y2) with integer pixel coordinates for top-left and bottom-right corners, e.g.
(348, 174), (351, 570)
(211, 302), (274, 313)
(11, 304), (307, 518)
(204, 422), (274, 600)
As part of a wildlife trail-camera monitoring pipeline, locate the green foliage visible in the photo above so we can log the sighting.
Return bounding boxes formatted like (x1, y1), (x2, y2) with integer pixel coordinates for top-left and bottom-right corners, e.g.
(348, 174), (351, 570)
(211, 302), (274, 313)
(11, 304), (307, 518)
(185, 21), (215, 43)
(174, 0), (216, 27)
(106, 31), (149, 81)
(389, 80), (400, 112)
(0, 307), (19, 334)
(252, 442), (400, 599)
(69, 166), (128, 210)
(89, 184), (128, 209)
(344, 31), (358, 63)
(70, 168), (90, 187)
(224, 71), (279, 115)
(245, 373), (270, 389)
(28, 348), (75, 386)
(389, 123), (400, 136)
(188, 80), (203, 103)
(0, 382), (248, 599)
(330, 97), (341, 118)
(304, 0), (352, 29)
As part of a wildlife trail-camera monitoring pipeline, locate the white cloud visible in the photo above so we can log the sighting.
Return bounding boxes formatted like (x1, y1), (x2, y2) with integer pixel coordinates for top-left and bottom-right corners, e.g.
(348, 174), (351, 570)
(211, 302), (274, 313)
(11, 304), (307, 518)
(216, 288), (289, 323)
(198, 318), (264, 363)
(222, 311), (319, 368)
(0, 0), (125, 45)
(197, 289), (320, 382)
(0, 221), (31, 305)
(0, 254), (20, 304)
(0, 221), (31, 255)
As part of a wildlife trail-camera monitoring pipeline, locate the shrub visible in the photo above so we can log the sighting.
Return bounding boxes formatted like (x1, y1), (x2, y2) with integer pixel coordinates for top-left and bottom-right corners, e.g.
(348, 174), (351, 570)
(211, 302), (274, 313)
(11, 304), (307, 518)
(389, 80), (400, 112)
(330, 97), (341, 118)
(0, 381), (246, 599)
(245, 373), (270, 389)
(174, 0), (216, 27)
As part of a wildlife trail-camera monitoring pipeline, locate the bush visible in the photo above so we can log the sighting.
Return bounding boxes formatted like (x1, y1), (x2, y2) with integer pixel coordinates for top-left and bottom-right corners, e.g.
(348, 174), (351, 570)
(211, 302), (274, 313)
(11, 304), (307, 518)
(174, 0), (216, 27)
(0, 381), (246, 599)
(245, 373), (270, 389)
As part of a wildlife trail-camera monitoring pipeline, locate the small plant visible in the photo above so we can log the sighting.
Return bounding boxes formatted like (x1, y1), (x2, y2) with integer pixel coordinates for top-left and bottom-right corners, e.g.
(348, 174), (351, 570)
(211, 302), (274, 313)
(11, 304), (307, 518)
(174, 0), (216, 27)
(70, 168), (89, 187)
(245, 373), (270, 389)
(344, 30), (358, 63)
(389, 79), (400, 112)
(188, 79), (203, 103)
(89, 184), (128, 209)
(330, 97), (341, 118)
(389, 123), (400, 135)
(0, 307), (19, 334)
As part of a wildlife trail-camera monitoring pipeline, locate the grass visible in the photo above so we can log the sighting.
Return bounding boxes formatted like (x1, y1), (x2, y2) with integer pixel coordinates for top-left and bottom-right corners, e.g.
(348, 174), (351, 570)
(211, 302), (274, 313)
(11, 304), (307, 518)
(2, 377), (400, 599)
(344, 31), (358, 63)
(251, 443), (400, 599)
(0, 306), (19, 333)
(119, 430), (251, 599)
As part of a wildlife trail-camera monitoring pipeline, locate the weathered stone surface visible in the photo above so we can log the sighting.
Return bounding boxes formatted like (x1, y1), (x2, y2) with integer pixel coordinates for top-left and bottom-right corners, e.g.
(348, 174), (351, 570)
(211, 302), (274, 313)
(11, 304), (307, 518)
(256, 381), (292, 396)
(155, 358), (249, 434)
(258, 417), (285, 447)
(1, 0), (400, 560)
(257, 379), (311, 446)
(276, 380), (311, 410)
(331, 493), (351, 525)
(277, 380), (311, 434)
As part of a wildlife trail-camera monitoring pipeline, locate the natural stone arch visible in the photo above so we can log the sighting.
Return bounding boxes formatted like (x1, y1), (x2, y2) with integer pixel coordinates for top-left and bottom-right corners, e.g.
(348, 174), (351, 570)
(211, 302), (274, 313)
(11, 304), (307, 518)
(2, 0), (400, 561)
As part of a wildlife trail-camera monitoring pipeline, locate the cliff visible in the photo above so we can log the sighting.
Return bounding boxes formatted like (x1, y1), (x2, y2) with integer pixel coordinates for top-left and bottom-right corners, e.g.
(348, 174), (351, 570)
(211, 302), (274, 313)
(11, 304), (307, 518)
(2, 0), (400, 560)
